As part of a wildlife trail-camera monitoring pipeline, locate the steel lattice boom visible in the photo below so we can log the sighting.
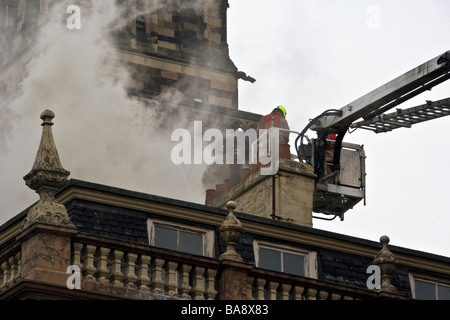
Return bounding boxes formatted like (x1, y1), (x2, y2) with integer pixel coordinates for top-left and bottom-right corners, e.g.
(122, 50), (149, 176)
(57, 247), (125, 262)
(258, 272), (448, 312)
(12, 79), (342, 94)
(352, 97), (450, 133)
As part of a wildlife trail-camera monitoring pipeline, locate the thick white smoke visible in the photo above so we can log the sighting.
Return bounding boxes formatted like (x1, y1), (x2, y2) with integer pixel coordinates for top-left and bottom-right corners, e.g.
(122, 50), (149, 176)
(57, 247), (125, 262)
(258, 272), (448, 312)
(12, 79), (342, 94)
(0, 1), (208, 224)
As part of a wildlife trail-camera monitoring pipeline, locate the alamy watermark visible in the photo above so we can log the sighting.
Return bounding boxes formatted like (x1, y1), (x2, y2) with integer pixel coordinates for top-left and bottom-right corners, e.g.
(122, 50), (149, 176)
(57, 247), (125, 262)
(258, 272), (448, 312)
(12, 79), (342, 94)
(366, 5), (381, 30)
(366, 265), (381, 290)
(66, 265), (81, 290)
(66, 5), (81, 30)
(171, 121), (280, 175)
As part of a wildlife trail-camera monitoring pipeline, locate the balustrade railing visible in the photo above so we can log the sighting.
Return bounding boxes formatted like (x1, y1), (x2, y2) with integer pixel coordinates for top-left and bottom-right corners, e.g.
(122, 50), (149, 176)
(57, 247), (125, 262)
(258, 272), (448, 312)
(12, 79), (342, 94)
(71, 234), (220, 300)
(246, 268), (396, 300)
(0, 233), (406, 300)
(0, 246), (21, 292)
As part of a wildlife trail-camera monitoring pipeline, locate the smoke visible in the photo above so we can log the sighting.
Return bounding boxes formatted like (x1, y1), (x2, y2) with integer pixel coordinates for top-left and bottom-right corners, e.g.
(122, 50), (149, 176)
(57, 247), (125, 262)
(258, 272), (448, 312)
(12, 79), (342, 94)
(0, 1), (211, 224)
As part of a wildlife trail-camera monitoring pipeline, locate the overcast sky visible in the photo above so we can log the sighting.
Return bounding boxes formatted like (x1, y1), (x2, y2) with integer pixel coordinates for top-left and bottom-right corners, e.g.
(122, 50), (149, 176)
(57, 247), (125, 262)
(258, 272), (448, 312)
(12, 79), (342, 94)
(228, 0), (450, 257)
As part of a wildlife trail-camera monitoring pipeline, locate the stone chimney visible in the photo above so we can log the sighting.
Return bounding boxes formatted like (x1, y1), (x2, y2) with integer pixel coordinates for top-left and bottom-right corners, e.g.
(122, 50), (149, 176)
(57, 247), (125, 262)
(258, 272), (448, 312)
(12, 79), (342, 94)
(207, 158), (317, 227)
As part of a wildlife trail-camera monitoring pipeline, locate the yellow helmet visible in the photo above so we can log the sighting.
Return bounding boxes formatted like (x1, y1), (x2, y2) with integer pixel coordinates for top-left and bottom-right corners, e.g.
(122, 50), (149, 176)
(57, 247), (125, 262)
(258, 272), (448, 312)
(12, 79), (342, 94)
(277, 105), (287, 117)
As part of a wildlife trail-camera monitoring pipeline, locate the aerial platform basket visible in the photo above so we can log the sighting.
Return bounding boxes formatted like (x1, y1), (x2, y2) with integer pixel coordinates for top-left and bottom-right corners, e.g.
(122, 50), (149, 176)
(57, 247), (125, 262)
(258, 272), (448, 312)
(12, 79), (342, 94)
(298, 139), (366, 220)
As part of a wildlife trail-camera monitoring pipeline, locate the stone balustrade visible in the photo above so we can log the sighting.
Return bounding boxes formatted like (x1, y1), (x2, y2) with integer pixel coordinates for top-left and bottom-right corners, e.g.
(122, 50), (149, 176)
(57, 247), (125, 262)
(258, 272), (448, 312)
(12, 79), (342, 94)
(0, 231), (407, 300)
(246, 268), (403, 300)
(0, 247), (21, 292)
(71, 234), (221, 300)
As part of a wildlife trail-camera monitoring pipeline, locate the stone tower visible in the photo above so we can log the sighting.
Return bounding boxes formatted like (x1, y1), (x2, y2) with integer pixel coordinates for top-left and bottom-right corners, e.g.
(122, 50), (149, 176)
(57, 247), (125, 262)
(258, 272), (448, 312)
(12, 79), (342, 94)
(0, 0), (252, 111)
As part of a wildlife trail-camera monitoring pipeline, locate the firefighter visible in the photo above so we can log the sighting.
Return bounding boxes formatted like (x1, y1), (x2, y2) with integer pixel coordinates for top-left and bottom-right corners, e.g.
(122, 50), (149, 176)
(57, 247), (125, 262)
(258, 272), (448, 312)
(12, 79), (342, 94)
(326, 134), (336, 159)
(326, 133), (336, 175)
(257, 105), (290, 144)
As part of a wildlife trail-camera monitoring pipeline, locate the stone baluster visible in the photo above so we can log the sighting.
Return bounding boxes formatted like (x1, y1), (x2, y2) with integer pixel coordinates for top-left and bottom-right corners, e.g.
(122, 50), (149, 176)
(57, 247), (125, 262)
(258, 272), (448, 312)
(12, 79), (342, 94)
(151, 258), (165, 294)
(291, 285), (305, 300)
(178, 263), (192, 299)
(331, 293), (341, 300)
(205, 268), (218, 300)
(1, 260), (10, 288)
(164, 261), (178, 296)
(255, 278), (266, 300)
(95, 247), (110, 283)
(191, 266), (205, 300)
(13, 251), (21, 283)
(72, 242), (83, 269)
(305, 287), (317, 300)
(137, 254), (151, 291)
(7, 256), (15, 286)
(318, 290), (329, 300)
(82, 244), (96, 280)
(0, 262), (4, 290)
(247, 276), (255, 300)
(124, 252), (138, 288)
(279, 283), (291, 300)
(1, 261), (9, 289)
(267, 281), (279, 300)
(110, 249), (124, 287)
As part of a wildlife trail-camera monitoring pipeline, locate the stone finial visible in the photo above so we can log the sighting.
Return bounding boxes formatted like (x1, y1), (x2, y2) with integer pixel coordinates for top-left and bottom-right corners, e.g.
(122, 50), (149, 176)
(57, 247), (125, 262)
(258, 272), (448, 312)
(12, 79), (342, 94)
(373, 235), (398, 293)
(219, 201), (244, 262)
(22, 110), (75, 229)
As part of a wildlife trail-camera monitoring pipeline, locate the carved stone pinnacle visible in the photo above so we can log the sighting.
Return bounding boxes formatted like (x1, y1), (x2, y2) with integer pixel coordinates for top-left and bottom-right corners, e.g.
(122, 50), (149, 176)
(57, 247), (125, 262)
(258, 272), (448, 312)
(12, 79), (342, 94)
(219, 201), (244, 262)
(373, 235), (398, 293)
(22, 110), (75, 230)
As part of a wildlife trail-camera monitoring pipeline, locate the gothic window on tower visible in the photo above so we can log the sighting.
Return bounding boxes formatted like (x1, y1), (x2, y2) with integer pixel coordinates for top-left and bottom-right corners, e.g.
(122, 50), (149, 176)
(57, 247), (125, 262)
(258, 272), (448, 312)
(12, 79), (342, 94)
(136, 16), (147, 43)
(147, 219), (214, 257)
(253, 241), (318, 279)
(135, 0), (147, 43)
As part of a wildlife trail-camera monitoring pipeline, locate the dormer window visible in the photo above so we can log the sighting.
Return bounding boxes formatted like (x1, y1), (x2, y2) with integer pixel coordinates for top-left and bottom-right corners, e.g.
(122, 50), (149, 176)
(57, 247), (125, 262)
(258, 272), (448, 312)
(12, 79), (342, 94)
(253, 240), (317, 278)
(410, 274), (450, 300)
(147, 219), (214, 257)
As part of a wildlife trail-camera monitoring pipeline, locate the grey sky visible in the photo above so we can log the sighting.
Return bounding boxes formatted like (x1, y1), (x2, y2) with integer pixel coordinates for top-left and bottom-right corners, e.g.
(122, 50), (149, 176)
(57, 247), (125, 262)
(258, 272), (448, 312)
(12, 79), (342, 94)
(228, 0), (450, 257)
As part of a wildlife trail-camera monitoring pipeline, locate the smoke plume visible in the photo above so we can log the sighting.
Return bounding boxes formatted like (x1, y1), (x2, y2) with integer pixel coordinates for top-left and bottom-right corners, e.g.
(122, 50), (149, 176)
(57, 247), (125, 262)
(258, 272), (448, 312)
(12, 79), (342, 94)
(0, 1), (210, 224)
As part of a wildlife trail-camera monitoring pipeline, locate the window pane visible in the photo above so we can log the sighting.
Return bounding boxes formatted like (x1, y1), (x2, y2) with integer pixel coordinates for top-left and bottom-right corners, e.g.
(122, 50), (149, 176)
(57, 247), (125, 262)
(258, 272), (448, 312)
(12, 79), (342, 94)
(415, 280), (436, 300)
(154, 226), (177, 251)
(259, 247), (281, 272)
(438, 285), (450, 300)
(179, 231), (203, 255)
(283, 252), (305, 276)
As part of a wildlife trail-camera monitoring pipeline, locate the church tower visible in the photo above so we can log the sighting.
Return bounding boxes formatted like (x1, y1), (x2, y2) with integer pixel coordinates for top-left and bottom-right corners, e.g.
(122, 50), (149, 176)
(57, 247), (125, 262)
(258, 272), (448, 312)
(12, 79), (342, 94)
(0, 0), (254, 111)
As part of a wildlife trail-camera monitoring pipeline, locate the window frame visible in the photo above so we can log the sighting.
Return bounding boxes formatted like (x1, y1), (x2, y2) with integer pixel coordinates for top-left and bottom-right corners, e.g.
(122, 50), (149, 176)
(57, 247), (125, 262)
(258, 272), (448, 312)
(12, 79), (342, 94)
(253, 240), (317, 278)
(409, 273), (450, 300)
(147, 219), (214, 257)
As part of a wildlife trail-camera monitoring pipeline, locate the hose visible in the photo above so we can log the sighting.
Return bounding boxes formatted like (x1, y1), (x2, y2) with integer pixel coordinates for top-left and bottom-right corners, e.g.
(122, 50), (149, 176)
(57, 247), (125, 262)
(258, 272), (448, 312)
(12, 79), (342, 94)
(295, 109), (342, 162)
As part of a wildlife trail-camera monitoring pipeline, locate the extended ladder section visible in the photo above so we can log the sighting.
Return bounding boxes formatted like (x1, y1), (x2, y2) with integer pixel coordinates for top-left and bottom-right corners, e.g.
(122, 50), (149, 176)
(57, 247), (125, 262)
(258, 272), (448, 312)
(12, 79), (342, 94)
(352, 97), (450, 133)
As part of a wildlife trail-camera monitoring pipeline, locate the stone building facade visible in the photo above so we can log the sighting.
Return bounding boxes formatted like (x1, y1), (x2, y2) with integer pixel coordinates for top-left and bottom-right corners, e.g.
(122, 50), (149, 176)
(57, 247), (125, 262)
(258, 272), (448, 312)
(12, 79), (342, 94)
(0, 0), (449, 303)
(0, 109), (449, 301)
